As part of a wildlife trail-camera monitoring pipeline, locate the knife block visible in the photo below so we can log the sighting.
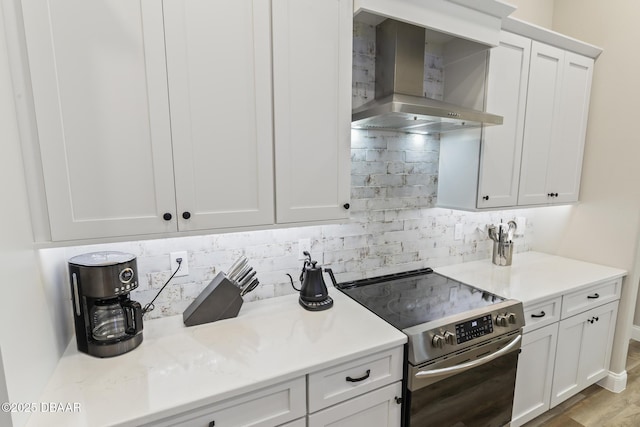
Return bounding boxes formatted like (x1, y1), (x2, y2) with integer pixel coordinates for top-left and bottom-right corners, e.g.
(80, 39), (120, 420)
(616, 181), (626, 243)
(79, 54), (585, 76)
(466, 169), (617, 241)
(183, 272), (243, 326)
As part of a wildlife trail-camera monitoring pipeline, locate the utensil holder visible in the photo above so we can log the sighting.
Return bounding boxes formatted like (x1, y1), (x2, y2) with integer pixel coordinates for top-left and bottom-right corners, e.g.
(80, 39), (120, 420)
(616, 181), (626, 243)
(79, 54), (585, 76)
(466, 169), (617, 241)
(183, 272), (243, 326)
(492, 241), (513, 266)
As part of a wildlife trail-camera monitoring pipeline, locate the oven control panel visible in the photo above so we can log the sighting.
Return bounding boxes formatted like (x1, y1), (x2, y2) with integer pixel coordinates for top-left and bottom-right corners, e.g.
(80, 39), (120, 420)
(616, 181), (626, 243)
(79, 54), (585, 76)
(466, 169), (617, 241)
(455, 315), (493, 344)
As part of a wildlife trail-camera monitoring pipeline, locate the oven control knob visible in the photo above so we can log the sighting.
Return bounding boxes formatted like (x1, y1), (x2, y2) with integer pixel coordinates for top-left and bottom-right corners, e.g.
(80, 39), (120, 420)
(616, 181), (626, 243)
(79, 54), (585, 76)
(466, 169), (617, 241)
(443, 331), (455, 345)
(507, 313), (518, 324)
(496, 314), (508, 327)
(432, 334), (445, 349)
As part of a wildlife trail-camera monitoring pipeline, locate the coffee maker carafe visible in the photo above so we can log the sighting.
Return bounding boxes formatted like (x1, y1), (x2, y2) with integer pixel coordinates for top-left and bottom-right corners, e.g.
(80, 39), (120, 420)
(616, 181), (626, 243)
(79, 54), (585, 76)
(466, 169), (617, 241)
(69, 251), (143, 358)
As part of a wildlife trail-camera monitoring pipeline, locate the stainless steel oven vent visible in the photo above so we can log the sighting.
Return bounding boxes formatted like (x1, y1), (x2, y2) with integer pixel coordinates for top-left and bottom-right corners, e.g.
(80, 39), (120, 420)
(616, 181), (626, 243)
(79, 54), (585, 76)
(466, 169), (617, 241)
(352, 19), (503, 134)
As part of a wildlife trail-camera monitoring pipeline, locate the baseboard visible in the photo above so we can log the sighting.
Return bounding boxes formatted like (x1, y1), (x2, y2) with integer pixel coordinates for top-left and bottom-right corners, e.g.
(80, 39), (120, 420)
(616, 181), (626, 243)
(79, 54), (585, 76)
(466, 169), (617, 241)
(598, 370), (627, 393)
(631, 325), (640, 341)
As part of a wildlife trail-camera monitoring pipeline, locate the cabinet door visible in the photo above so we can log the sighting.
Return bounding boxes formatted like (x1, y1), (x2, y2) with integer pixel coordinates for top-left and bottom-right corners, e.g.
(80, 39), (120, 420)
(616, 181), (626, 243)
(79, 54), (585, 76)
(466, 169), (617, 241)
(511, 323), (559, 427)
(308, 381), (402, 427)
(477, 31), (530, 208)
(546, 52), (594, 204)
(518, 42), (564, 206)
(551, 301), (618, 408)
(579, 301), (618, 385)
(22, 0), (176, 240)
(164, 0), (275, 231)
(272, 0), (352, 223)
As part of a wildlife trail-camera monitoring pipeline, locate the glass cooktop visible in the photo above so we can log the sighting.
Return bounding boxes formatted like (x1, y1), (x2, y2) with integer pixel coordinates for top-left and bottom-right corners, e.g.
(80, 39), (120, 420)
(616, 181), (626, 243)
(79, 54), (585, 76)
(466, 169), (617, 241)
(337, 268), (506, 330)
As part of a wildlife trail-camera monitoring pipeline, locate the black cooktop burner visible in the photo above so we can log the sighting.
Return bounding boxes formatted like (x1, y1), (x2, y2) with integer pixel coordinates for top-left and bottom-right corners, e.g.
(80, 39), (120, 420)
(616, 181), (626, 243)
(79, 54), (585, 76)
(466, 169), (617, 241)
(337, 268), (505, 330)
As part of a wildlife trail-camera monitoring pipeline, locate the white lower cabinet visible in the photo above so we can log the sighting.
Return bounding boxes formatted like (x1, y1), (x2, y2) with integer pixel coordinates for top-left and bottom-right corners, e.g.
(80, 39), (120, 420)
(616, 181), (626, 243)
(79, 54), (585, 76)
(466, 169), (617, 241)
(307, 347), (403, 413)
(308, 381), (402, 427)
(513, 279), (621, 425)
(308, 347), (403, 427)
(146, 346), (403, 427)
(511, 323), (559, 427)
(142, 377), (306, 427)
(551, 300), (618, 407)
(280, 418), (307, 427)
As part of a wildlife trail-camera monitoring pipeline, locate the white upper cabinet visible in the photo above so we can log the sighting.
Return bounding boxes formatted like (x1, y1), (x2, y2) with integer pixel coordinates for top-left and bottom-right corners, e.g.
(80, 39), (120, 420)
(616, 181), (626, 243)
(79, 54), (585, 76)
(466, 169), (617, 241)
(477, 31), (531, 208)
(518, 42), (594, 206)
(22, 0), (176, 240)
(546, 52), (594, 204)
(437, 31), (531, 211)
(437, 24), (597, 211)
(163, 0), (275, 231)
(21, 0), (351, 241)
(272, 0), (352, 223)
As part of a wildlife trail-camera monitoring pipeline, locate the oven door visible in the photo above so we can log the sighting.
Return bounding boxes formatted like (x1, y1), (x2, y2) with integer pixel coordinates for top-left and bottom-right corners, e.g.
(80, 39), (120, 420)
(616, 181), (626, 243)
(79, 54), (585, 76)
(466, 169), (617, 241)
(406, 332), (521, 427)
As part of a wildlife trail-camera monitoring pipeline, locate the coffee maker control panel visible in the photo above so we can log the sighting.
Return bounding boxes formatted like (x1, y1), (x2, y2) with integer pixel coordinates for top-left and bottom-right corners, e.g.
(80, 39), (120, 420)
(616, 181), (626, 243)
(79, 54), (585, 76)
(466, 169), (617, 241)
(114, 283), (138, 294)
(119, 268), (134, 283)
(115, 268), (137, 294)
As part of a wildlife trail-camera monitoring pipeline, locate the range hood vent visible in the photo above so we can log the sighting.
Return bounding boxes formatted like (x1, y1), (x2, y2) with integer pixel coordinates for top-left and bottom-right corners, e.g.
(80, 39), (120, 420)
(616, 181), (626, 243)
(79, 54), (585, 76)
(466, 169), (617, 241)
(352, 19), (503, 134)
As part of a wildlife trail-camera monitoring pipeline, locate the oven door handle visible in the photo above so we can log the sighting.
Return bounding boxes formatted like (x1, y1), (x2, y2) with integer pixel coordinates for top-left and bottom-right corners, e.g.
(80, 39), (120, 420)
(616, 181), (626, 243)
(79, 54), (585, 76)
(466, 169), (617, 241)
(415, 334), (522, 379)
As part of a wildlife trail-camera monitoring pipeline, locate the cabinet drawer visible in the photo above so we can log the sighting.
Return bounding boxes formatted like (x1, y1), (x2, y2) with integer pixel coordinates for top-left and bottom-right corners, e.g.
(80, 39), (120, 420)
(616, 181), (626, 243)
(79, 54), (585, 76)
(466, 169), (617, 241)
(280, 418), (306, 427)
(523, 297), (561, 333)
(143, 377), (305, 427)
(308, 381), (402, 427)
(308, 346), (403, 413)
(561, 279), (621, 319)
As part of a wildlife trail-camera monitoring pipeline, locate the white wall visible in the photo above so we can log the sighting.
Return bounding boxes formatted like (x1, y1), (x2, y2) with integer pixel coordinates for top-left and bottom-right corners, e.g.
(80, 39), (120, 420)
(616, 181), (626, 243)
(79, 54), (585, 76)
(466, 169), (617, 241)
(0, 2), (61, 426)
(0, 348), (11, 427)
(547, 0), (640, 379)
(508, 0), (555, 29)
(511, 0), (640, 377)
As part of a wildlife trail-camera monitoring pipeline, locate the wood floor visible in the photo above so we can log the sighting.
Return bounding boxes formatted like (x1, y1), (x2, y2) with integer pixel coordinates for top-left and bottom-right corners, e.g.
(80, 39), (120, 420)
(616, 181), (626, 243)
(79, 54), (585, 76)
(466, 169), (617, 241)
(523, 340), (640, 427)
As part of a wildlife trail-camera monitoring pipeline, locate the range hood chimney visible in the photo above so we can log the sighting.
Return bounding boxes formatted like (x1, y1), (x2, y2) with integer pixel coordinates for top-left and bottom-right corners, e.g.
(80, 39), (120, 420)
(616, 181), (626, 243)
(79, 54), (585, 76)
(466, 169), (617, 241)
(352, 19), (503, 134)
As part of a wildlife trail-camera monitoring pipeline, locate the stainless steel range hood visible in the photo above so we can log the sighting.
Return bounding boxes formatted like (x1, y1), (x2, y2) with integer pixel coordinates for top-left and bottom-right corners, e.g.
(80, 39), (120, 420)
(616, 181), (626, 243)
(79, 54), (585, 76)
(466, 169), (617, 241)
(352, 19), (503, 134)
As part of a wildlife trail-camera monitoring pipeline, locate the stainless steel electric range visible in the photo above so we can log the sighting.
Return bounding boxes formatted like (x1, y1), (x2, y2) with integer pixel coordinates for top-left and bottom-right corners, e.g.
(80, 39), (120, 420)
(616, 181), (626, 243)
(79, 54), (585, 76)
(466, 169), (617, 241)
(332, 268), (524, 427)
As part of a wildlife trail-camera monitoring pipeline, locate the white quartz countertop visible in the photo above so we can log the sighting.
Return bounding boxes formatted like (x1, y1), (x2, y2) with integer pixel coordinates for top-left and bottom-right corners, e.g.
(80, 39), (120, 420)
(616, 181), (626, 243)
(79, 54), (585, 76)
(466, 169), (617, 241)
(26, 290), (406, 427)
(435, 251), (627, 306)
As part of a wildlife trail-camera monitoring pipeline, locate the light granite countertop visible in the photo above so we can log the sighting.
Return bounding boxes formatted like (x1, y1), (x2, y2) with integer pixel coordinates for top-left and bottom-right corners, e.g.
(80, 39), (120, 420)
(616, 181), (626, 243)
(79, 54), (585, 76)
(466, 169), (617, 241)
(436, 251), (627, 306)
(25, 290), (406, 427)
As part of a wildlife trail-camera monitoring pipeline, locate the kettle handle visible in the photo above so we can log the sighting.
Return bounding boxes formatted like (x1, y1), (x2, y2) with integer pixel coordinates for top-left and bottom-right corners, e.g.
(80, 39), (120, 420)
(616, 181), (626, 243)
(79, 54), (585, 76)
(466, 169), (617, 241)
(122, 300), (143, 335)
(299, 251), (313, 284)
(287, 251), (317, 292)
(324, 268), (338, 287)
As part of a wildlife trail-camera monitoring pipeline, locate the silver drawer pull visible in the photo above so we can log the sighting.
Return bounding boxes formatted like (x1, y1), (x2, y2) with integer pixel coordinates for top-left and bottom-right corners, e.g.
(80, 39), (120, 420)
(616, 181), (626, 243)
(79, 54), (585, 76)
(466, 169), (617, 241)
(346, 369), (371, 383)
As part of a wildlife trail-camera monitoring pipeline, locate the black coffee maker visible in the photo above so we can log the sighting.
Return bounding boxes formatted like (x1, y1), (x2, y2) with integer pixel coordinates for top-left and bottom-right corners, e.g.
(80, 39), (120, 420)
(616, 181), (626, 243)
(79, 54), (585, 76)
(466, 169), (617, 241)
(289, 251), (334, 311)
(69, 251), (143, 358)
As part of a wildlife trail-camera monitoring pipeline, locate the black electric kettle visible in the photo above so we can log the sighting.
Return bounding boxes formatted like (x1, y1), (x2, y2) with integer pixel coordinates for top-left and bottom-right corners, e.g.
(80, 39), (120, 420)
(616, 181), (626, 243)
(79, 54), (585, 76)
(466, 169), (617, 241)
(288, 251), (334, 311)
